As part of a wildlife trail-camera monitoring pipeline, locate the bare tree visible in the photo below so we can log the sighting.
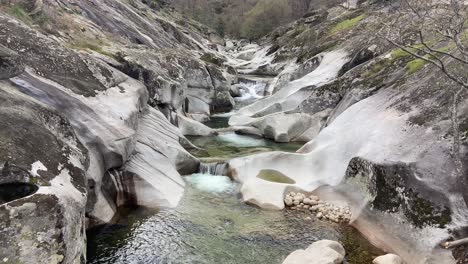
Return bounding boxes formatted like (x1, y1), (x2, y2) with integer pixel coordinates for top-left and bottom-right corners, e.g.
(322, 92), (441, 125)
(383, 0), (467, 214)
(382, 1), (468, 247)
(383, 0), (467, 88)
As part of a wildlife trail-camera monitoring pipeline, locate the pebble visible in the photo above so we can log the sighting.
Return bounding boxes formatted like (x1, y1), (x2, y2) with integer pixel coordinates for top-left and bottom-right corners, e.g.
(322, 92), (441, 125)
(284, 192), (352, 224)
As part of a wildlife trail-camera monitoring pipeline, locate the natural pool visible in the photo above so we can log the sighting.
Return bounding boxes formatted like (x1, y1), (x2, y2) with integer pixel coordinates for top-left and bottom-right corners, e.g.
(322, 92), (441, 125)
(87, 173), (381, 264)
(87, 89), (382, 264)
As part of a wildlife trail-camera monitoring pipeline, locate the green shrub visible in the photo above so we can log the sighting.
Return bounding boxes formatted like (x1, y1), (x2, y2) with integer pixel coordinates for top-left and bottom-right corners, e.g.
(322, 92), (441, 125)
(7, 4), (33, 24)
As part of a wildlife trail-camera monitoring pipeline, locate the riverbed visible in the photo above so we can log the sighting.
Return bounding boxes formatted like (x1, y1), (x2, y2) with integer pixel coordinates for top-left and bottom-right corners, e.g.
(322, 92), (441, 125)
(87, 80), (382, 264)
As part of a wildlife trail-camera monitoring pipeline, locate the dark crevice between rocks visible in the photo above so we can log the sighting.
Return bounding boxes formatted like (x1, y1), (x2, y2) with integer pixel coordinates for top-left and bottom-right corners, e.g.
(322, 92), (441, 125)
(0, 182), (39, 205)
(338, 46), (377, 77)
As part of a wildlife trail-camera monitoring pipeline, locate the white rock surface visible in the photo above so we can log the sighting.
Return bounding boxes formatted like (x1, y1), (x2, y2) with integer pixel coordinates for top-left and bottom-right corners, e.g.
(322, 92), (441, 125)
(228, 85), (458, 215)
(282, 240), (345, 264)
(229, 50), (348, 126)
(228, 50), (348, 142)
(177, 114), (217, 136)
(373, 254), (405, 264)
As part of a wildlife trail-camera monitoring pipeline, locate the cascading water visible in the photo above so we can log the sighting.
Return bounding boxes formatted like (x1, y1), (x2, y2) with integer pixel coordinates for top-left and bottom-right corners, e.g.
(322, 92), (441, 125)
(234, 81), (267, 102)
(198, 162), (228, 176)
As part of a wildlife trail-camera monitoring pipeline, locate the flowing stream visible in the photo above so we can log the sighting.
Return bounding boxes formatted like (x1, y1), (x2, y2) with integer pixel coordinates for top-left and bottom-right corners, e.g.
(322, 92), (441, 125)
(87, 79), (383, 264)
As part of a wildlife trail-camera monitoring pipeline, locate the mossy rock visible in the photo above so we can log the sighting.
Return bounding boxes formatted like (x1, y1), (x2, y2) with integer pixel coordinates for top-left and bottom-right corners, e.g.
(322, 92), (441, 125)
(200, 53), (225, 66)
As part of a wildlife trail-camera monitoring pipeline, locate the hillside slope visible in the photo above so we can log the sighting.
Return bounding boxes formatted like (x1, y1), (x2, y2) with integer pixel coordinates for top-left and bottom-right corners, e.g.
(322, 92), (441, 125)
(0, 0), (235, 262)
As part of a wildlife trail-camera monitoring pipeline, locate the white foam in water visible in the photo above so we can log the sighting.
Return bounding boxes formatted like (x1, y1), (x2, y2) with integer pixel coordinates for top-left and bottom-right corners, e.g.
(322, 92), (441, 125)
(218, 133), (266, 147)
(186, 174), (233, 193)
(235, 82), (266, 102)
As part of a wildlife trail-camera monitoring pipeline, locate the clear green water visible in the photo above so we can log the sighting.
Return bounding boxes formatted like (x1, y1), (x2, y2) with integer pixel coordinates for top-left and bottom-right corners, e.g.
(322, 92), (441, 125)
(87, 176), (382, 264)
(187, 132), (303, 161)
(87, 114), (382, 263)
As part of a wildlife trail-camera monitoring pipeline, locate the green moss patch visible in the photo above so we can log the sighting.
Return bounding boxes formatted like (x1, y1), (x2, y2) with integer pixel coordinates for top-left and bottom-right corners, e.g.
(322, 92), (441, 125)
(6, 4), (33, 25)
(330, 14), (366, 34)
(406, 58), (428, 74)
(200, 53), (225, 66)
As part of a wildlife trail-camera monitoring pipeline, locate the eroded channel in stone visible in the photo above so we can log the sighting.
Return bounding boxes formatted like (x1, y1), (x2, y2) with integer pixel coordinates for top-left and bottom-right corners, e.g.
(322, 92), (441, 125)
(87, 97), (383, 263)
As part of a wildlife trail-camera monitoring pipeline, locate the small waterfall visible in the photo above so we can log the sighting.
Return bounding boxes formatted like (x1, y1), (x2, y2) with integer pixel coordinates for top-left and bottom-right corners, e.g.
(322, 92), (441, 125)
(198, 162), (228, 176)
(236, 81), (266, 101)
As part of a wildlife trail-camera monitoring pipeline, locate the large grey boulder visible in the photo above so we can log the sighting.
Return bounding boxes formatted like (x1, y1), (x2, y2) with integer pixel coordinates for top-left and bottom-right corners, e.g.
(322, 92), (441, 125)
(177, 114), (217, 136)
(102, 107), (199, 208)
(0, 82), (88, 264)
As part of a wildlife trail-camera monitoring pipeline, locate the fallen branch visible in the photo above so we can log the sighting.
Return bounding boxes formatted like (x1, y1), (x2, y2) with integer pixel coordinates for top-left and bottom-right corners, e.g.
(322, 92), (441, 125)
(442, 238), (468, 249)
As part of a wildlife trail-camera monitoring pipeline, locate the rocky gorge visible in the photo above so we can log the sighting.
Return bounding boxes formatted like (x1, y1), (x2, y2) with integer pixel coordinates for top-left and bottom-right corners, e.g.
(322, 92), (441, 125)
(0, 0), (467, 263)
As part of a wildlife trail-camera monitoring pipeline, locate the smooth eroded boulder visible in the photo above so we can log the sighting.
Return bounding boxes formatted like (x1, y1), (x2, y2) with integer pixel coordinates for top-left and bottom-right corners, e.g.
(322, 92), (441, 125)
(282, 240), (345, 264)
(373, 254), (404, 264)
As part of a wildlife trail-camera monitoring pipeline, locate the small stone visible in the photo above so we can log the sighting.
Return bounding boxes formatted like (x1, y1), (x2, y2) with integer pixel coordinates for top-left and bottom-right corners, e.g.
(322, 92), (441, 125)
(305, 217), (311, 220)
(3, 258), (8, 263)
(310, 205), (320, 211)
(284, 197), (293, 206)
(297, 204), (303, 209)
(309, 195), (319, 201)
(304, 205), (310, 209)
(293, 195), (303, 202)
(293, 199), (301, 206)
(303, 198), (312, 205)
(316, 212), (323, 219)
